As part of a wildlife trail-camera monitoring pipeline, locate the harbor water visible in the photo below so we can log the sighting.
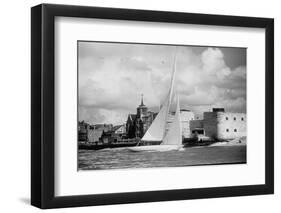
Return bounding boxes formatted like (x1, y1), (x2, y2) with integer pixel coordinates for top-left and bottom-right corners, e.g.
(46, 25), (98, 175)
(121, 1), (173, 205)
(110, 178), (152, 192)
(78, 145), (246, 170)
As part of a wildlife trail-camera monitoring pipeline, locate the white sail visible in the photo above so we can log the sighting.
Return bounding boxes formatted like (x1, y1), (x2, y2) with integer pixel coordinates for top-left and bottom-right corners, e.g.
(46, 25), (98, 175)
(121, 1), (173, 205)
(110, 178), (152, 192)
(141, 52), (178, 141)
(162, 94), (182, 145)
(128, 50), (183, 152)
(141, 96), (169, 141)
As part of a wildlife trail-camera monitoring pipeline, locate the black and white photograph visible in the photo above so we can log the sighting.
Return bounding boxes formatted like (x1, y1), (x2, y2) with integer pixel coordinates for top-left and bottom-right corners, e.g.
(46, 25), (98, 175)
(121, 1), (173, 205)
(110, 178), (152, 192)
(78, 41), (247, 170)
(28, 2), (274, 210)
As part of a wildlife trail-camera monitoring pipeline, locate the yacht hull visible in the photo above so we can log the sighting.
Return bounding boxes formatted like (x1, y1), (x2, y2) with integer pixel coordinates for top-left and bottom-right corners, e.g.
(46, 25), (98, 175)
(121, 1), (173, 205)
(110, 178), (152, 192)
(127, 145), (183, 152)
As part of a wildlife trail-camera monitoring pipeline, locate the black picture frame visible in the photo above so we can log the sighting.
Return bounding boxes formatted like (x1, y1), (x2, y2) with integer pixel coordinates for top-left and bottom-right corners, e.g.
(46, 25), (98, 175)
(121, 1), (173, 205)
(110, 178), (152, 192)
(31, 3), (274, 209)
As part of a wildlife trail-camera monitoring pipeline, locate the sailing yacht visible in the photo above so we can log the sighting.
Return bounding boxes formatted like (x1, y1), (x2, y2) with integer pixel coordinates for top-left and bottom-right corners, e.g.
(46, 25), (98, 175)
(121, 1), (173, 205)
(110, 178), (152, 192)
(128, 53), (183, 152)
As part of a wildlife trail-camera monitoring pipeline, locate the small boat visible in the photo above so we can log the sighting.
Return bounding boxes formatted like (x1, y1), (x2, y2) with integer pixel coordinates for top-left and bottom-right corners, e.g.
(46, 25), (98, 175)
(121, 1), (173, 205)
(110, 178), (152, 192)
(128, 51), (183, 152)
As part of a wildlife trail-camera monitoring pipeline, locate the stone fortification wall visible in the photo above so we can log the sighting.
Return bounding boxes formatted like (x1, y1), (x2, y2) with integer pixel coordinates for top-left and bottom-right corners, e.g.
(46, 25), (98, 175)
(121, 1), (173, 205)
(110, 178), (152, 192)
(203, 112), (246, 140)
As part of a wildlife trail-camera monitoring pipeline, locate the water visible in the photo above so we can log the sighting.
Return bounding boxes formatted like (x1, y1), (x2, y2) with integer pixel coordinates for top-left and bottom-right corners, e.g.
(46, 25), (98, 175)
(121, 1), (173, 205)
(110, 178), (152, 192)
(78, 145), (246, 170)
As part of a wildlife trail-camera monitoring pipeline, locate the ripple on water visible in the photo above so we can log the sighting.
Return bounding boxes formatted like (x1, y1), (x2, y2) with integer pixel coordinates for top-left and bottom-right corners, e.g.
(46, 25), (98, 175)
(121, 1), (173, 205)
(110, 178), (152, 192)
(78, 145), (246, 170)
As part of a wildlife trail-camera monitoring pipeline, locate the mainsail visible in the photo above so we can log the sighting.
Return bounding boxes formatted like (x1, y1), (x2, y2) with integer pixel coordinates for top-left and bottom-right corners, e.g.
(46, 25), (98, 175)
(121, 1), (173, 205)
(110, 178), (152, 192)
(162, 94), (182, 145)
(140, 96), (169, 141)
(128, 50), (183, 152)
(141, 52), (178, 142)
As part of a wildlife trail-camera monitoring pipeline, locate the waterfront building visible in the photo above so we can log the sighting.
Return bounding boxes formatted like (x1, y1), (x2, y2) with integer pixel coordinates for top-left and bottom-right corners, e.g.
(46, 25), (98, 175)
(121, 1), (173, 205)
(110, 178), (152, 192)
(165, 109), (195, 139)
(100, 124), (127, 144)
(180, 109), (195, 138)
(190, 108), (246, 141)
(126, 95), (197, 140)
(78, 122), (113, 143)
(78, 121), (88, 142)
(126, 114), (137, 138)
(80, 106), (246, 145)
(87, 128), (103, 143)
(126, 95), (157, 138)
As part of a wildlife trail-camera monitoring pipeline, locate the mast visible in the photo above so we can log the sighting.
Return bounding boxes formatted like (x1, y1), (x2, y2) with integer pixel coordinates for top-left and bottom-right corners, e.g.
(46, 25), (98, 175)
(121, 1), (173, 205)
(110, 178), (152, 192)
(169, 50), (178, 105)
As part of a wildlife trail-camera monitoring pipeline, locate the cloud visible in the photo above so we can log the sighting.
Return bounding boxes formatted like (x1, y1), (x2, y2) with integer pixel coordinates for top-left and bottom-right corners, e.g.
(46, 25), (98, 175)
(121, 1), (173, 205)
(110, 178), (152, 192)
(78, 43), (246, 125)
(202, 48), (232, 80)
(79, 106), (128, 125)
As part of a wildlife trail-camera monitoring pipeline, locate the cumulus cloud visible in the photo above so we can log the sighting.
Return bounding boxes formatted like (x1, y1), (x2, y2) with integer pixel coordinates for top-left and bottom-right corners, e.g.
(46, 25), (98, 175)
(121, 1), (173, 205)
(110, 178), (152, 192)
(78, 42), (246, 125)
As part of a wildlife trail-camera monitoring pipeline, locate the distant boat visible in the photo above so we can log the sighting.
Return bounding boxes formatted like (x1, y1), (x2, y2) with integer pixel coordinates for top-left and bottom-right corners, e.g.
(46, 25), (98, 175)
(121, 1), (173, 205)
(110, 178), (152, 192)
(128, 52), (183, 152)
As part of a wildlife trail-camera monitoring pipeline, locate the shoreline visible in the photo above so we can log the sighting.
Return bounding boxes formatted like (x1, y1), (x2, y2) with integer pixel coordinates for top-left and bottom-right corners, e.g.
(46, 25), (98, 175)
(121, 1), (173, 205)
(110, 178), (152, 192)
(209, 137), (247, 147)
(78, 137), (247, 150)
(208, 142), (246, 147)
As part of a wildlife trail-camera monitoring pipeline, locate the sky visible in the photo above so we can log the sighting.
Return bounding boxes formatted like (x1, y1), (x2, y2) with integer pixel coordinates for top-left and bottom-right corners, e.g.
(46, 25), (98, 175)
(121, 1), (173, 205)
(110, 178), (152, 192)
(78, 41), (246, 125)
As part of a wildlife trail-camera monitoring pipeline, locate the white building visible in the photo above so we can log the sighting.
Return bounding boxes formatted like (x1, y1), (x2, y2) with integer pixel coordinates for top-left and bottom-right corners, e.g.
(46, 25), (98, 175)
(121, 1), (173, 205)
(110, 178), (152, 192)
(166, 109), (195, 139)
(190, 108), (246, 141)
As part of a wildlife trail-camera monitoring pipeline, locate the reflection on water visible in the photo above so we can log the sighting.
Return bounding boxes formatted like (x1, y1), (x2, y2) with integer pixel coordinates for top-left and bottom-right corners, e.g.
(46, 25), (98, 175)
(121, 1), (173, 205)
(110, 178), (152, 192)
(78, 145), (246, 170)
